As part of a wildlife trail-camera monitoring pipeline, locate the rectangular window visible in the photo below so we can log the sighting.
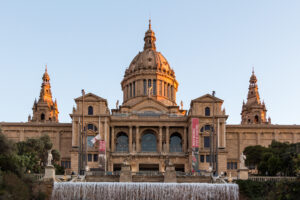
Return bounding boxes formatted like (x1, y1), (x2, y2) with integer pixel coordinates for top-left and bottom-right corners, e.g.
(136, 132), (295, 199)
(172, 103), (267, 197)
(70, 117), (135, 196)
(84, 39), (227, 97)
(204, 136), (210, 148)
(227, 162), (238, 169)
(133, 81), (135, 97)
(206, 155), (210, 163)
(88, 154), (92, 162)
(87, 136), (94, 148)
(129, 83), (132, 98)
(143, 80), (147, 95)
(153, 79), (156, 95)
(159, 80), (162, 95)
(148, 79), (152, 91)
(94, 154), (98, 162)
(200, 155), (204, 163)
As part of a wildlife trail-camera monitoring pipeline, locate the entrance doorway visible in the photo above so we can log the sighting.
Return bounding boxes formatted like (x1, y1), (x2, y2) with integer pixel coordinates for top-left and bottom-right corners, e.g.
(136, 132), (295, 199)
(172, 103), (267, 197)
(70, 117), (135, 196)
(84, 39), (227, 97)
(139, 164), (159, 171)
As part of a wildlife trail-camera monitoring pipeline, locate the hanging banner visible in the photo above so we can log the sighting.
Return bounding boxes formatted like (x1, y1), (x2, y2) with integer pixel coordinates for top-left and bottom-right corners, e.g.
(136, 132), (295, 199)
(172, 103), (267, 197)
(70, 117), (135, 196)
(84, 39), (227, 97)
(98, 140), (106, 171)
(192, 118), (199, 148)
(99, 140), (106, 152)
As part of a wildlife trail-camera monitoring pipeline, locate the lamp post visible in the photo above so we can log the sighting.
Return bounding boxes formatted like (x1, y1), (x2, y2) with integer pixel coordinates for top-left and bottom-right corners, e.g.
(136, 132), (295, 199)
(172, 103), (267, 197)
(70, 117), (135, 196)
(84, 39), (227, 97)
(81, 89), (85, 175)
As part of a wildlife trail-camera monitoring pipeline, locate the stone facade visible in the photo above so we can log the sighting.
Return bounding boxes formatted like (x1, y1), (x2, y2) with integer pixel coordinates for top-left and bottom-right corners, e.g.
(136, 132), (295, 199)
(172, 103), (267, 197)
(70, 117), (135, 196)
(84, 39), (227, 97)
(1, 21), (300, 177)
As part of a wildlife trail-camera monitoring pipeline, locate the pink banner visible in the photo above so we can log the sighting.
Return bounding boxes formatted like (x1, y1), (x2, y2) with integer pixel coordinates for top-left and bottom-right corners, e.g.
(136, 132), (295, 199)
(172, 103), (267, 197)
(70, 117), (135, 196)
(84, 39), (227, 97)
(99, 140), (106, 152)
(192, 118), (199, 148)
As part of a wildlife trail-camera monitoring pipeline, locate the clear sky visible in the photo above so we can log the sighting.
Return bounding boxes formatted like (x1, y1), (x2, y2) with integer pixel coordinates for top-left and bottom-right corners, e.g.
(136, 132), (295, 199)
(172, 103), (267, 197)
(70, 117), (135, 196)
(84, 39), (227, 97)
(0, 0), (300, 124)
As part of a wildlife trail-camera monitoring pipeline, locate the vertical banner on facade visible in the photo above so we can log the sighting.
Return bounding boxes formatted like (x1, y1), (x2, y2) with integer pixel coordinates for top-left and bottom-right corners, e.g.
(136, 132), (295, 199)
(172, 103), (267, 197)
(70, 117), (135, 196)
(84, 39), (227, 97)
(191, 118), (199, 173)
(192, 118), (199, 148)
(98, 140), (106, 171)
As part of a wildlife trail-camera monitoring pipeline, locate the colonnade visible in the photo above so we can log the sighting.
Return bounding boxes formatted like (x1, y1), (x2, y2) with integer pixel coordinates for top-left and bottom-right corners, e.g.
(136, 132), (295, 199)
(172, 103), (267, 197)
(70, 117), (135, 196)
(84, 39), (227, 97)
(110, 126), (187, 154)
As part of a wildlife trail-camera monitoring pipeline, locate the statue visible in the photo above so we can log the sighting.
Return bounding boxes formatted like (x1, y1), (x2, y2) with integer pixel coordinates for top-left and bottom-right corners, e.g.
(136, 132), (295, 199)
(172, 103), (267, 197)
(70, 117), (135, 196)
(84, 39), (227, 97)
(47, 150), (53, 166)
(180, 101), (183, 110)
(240, 152), (247, 169)
(148, 86), (153, 97)
(116, 100), (119, 109)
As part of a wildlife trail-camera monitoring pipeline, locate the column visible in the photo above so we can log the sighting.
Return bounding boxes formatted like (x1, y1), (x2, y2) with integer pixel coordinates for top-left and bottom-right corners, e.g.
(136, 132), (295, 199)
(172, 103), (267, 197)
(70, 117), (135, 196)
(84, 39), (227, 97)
(111, 126), (115, 152)
(129, 126), (132, 152)
(159, 126), (162, 153)
(136, 126), (140, 152)
(183, 126), (187, 152)
(166, 126), (170, 153)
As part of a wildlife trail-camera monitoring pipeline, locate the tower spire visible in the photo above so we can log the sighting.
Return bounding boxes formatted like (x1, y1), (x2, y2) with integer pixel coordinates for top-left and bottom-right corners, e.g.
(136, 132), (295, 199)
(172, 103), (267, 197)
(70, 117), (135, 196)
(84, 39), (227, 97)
(241, 70), (269, 125)
(144, 19), (156, 50)
(31, 66), (59, 123)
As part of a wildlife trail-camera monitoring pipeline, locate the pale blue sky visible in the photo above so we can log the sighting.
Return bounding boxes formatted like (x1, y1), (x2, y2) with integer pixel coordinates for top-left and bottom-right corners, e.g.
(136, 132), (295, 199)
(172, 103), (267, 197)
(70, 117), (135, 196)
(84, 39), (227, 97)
(0, 1), (300, 124)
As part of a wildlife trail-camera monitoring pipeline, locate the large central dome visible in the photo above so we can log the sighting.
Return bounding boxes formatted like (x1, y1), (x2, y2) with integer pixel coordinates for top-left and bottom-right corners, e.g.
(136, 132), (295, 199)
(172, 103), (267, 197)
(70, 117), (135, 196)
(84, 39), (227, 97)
(121, 21), (178, 107)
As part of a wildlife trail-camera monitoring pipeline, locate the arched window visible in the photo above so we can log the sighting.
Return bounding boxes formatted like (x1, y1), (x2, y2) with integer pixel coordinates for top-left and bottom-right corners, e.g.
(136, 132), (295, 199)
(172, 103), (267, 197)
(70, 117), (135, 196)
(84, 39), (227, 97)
(116, 132), (129, 152)
(200, 125), (213, 133)
(87, 124), (97, 131)
(170, 133), (182, 152)
(254, 115), (259, 123)
(88, 106), (93, 115)
(41, 113), (45, 120)
(141, 132), (157, 152)
(205, 107), (210, 116)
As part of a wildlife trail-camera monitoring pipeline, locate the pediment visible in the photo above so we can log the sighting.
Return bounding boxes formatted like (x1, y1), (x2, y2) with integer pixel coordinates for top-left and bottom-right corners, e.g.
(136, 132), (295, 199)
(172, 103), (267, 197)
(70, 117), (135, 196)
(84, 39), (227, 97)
(191, 94), (223, 103)
(75, 93), (107, 102)
(128, 98), (169, 112)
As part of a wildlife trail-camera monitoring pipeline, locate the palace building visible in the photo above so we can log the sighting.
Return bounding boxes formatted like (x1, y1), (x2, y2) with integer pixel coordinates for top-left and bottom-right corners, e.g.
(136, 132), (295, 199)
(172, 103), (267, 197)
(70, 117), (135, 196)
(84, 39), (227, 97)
(1, 21), (300, 176)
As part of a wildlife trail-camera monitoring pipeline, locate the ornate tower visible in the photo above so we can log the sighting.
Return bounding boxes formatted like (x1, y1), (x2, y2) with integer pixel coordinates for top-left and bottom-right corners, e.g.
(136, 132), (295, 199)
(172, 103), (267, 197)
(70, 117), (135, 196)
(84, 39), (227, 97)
(241, 70), (270, 124)
(30, 66), (59, 123)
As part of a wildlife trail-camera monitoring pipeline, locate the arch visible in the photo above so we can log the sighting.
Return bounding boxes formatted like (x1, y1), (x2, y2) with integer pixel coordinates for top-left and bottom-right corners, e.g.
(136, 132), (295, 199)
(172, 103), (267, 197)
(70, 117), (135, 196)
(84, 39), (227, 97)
(88, 106), (93, 115)
(254, 115), (259, 123)
(200, 124), (213, 133)
(141, 130), (157, 152)
(205, 107), (210, 116)
(116, 132), (129, 152)
(170, 132), (182, 152)
(41, 113), (45, 121)
(87, 124), (97, 131)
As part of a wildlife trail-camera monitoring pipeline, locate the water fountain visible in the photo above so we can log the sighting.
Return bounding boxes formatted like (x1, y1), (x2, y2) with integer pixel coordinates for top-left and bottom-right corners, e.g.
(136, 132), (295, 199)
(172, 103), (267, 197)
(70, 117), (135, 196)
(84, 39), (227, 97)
(52, 182), (239, 200)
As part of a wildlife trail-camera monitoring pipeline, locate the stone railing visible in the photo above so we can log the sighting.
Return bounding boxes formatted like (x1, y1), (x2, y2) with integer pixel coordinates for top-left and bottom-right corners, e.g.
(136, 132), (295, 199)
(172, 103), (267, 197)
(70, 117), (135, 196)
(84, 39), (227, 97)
(27, 173), (44, 181)
(249, 176), (298, 182)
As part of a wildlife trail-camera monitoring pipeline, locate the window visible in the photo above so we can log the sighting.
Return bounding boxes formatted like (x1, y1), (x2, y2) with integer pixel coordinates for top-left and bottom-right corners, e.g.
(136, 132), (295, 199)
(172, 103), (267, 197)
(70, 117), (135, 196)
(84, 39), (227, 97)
(141, 132), (157, 152)
(204, 136), (210, 148)
(87, 136), (94, 147)
(227, 162), (237, 170)
(116, 132), (129, 152)
(148, 79), (152, 89)
(130, 83), (132, 98)
(159, 80), (162, 95)
(254, 115), (259, 123)
(88, 106), (93, 115)
(171, 86), (174, 100)
(93, 154), (98, 162)
(133, 81), (135, 97)
(167, 84), (170, 98)
(153, 79), (156, 95)
(143, 80), (147, 95)
(205, 107), (210, 116)
(206, 155), (211, 163)
(87, 124), (97, 131)
(88, 154), (92, 162)
(200, 155), (205, 163)
(61, 161), (71, 169)
(170, 133), (182, 152)
(41, 113), (45, 120)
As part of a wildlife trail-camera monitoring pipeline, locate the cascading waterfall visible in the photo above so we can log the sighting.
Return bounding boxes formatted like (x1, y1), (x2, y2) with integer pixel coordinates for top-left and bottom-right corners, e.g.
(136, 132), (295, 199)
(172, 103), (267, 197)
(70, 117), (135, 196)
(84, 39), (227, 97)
(52, 182), (239, 200)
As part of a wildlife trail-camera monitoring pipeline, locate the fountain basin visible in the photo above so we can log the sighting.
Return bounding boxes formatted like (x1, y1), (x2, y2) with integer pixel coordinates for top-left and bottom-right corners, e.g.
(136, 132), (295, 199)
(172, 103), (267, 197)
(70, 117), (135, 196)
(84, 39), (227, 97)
(52, 182), (239, 200)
